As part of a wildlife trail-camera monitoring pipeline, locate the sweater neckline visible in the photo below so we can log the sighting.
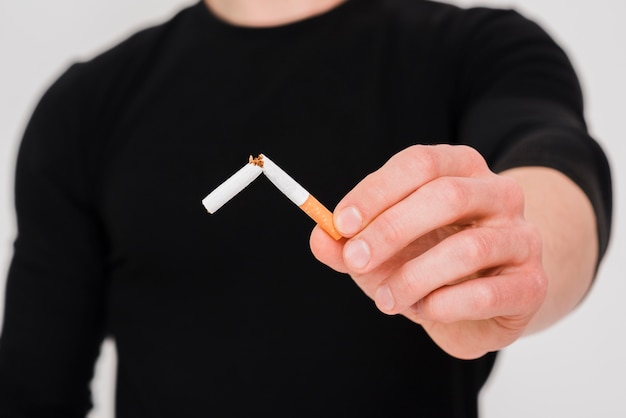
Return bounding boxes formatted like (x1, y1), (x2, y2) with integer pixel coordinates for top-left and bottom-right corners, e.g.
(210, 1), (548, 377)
(193, 0), (369, 40)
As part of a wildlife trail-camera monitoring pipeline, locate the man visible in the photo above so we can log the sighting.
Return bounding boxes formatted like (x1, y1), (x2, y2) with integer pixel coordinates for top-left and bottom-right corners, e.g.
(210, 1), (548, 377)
(0, 0), (612, 416)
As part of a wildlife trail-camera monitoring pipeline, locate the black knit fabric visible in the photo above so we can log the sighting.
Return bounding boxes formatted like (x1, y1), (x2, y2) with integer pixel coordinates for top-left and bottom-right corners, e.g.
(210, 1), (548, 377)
(0, 1), (611, 417)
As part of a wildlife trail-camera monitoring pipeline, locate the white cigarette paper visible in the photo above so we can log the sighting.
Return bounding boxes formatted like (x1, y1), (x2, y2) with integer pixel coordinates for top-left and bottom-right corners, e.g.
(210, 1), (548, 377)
(201, 153), (342, 240)
(202, 162), (263, 213)
(260, 154), (342, 240)
(260, 154), (309, 206)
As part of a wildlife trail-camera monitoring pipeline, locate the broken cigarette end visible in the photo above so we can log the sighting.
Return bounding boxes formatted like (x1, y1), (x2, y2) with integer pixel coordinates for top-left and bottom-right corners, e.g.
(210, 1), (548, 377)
(299, 195), (342, 240)
(249, 154), (264, 167)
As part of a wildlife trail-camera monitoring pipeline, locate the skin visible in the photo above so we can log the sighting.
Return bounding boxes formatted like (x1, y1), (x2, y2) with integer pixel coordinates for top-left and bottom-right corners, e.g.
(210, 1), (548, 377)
(205, 0), (600, 360)
(310, 145), (598, 360)
(204, 0), (346, 27)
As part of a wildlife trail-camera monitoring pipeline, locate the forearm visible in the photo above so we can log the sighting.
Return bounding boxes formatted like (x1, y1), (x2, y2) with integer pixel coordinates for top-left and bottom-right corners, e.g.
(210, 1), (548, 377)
(500, 166), (598, 333)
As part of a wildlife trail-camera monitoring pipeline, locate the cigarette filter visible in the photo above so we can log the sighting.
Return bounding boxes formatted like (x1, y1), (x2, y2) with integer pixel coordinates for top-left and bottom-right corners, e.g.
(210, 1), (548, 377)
(260, 154), (342, 240)
(202, 161), (263, 213)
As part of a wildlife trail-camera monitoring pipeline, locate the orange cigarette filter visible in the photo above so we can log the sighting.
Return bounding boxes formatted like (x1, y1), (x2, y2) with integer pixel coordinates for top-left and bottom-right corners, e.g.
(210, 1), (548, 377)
(299, 195), (342, 240)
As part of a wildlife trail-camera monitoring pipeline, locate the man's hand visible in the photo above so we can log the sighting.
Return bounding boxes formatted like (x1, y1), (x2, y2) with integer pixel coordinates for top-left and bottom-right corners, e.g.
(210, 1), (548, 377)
(311, 144), (566, 360)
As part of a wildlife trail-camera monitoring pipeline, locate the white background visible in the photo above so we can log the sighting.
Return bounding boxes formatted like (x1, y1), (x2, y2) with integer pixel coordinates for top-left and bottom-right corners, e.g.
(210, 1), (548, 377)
(1, 1), (624, 417)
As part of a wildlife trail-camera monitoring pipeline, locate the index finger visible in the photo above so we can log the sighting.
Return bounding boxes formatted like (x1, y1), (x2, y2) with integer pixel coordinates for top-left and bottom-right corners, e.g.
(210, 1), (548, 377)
(333, 144), (488, 237)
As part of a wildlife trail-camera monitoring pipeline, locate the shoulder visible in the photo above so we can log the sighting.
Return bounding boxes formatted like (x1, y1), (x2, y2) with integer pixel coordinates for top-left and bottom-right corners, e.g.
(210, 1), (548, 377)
(379, 0), (556, 45)
(369, 0), (568, 82)
(19, 3), (203, 168)
(39, 2), (202, 113)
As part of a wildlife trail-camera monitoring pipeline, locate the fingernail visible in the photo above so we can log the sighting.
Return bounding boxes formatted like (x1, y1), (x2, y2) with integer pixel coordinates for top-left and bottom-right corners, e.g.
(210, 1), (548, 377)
(343, 239), (371, 270)
(375, 284), (395, 312)
(335, 206), (363, 236)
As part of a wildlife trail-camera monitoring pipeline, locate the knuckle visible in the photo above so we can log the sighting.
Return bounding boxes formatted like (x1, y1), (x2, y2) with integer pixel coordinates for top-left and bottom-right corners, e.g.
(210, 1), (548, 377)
(411, 146), (439, 175)
(460, 145), (488, 172)
(526, 267), (548, 306)
(471, 281), (499, 311)
(396, 263), (422, 298)
(458, 230), (492, 263)
(416, 292), (443, 320)
(516, 222), (543, 263)
(375, 210), (406, 247)
(437, 177), (469, 212)
(526, 224), (543, 255)
(499, 175), (525, 212)
(510, 267), (547, 315)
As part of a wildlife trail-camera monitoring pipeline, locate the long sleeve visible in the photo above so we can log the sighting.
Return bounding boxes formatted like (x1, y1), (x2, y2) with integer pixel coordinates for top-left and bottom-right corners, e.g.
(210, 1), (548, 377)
(451, 8), (612, 260)
(0, 65), (108, 417)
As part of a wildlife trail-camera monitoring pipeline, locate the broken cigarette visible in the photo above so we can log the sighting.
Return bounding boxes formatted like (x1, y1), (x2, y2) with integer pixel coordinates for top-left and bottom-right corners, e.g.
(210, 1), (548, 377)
(259, 154), (342, 240)
(201, 154), (342, 240)
(201, 159), (263, 213)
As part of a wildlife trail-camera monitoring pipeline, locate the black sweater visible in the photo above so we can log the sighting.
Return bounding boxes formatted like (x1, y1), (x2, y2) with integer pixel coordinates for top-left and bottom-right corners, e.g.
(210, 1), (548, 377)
(0, 1), (612, 417)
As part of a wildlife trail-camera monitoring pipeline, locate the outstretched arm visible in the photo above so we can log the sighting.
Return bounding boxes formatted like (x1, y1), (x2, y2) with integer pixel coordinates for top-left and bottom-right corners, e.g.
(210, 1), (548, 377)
(310, 144), (599, 360)
(499, 165), (597, 334)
